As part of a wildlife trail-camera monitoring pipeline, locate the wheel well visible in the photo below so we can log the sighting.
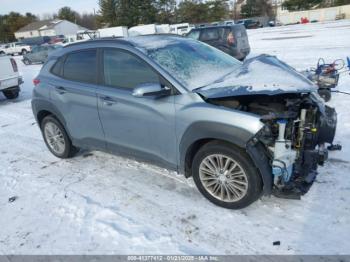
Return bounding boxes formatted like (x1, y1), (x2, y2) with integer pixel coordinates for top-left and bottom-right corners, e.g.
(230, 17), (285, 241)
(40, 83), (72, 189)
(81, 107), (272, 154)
(37, 110), (53, 126)
(184, 138), (244, 177)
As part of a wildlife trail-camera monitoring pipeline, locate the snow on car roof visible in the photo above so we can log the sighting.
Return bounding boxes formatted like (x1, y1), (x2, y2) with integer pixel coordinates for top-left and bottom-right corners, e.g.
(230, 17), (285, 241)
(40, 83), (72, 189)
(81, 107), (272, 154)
(128, 34), (189, 51)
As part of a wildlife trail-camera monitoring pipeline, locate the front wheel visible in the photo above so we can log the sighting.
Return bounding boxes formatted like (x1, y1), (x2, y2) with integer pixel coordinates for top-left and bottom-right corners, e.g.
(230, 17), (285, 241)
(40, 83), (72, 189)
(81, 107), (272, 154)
(192, 141), (262, 209)
(23, 58), (31, 65)
(3, 89), (19, 99)
(41, 115), (78, 158)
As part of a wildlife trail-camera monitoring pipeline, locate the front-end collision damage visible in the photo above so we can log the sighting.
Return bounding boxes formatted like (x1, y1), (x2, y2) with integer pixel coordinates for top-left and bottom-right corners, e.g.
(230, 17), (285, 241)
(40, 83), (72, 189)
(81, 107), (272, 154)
(245, 93), (337, 198)
(206, 92), (337, 199)
(195, 54), (338, 199)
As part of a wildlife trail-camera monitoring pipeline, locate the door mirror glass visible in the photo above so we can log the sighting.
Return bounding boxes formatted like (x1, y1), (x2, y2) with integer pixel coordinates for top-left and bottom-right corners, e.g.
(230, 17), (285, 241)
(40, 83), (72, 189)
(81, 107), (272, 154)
(132, 83), (170, 97)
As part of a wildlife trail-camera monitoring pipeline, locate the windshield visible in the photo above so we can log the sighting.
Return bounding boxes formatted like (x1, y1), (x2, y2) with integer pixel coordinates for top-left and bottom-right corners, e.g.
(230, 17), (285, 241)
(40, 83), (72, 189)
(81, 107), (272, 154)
(146, 39), (241, 90)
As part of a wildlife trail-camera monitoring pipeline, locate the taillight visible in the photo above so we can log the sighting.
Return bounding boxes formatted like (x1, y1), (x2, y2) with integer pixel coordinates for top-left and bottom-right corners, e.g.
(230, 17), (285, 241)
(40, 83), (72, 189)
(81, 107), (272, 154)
(33, 78), (40, 86)
(227, 32), (235, 45)
(10, 58), (18, 72)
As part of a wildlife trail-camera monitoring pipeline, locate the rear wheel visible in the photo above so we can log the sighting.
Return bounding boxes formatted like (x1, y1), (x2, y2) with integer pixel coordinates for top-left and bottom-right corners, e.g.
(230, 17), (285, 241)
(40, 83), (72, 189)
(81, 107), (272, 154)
(192, 141), (262, 209)
(21, 49), (28, 55)
(41, 115), (78, 158)
(3, 89), (19, 99)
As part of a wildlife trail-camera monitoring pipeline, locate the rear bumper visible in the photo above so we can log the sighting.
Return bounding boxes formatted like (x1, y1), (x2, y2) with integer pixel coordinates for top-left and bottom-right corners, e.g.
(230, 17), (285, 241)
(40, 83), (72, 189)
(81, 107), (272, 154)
(0, 76), (22, 91)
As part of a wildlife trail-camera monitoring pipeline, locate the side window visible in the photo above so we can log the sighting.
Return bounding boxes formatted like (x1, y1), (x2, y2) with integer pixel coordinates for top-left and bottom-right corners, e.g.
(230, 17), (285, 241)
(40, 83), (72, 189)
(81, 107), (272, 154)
(187, 30), (200, 40)
(63, 49), (96, 84)
(200, 28), (219, 41)
(103, 49), (159, 89)
(51, 57), (64, 76)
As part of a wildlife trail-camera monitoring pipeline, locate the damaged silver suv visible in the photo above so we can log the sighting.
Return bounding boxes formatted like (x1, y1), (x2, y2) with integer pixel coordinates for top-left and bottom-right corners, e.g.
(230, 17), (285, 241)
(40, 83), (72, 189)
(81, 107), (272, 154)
(32, 35), (337, 209)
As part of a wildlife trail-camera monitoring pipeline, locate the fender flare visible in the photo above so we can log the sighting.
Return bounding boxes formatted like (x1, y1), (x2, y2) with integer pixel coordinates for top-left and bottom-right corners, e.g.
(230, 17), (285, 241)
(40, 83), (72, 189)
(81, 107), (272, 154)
(179, 121), (273, 194)
(178, 121), (255, 175)
(32, 99), (68, 130)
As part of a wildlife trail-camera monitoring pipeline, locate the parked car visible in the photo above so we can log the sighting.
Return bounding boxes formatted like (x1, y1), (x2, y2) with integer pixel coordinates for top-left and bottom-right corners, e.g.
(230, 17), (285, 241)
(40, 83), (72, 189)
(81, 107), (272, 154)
(20, 36), (52, 46)
(22, 44), (62, 65)
(0, 42), (31, 56)
(0, 54), (22, 99)
(236, 19), (262, 29)
(170, 23), (195, 35)
(186, 24), (250, 60)
(268, 20), (283, 27)
(212, 20), (235, 26)
(32, 35), (337, 209)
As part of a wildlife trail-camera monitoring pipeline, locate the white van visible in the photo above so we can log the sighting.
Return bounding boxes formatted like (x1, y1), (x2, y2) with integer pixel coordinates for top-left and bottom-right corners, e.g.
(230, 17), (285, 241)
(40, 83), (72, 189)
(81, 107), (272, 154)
(170, 23), (194, 35)
(97, 26), (129, 38)
(0, 55), (22, 99)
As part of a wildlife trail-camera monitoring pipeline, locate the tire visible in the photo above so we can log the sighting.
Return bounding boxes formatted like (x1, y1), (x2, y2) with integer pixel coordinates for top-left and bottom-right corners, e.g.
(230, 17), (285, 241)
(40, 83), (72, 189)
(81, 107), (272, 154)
(23, 58), (31, 65)
(318, 89), (331, 102)
(192, 141), (262, 209)
(41, 115), (78, 158)
(21, 49), (27, 55)
(3, 89), (19, 99)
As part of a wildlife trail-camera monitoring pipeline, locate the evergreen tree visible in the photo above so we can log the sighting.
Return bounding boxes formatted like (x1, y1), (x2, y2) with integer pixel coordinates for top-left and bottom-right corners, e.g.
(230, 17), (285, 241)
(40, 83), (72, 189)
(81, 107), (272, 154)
(155, 0), (177, 24)
(0, 12), (37, 42)
(98, 0), (118, 26)
(207, 0), (229, 22)
(58, 6), (77, 22)
(241, 0), (273, 17)
(282, 0), (323, 11)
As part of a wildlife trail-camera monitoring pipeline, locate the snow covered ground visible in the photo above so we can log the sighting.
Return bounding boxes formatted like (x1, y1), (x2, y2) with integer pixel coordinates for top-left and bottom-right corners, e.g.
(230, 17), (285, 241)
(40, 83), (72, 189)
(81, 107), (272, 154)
(1, 20), (350, 255)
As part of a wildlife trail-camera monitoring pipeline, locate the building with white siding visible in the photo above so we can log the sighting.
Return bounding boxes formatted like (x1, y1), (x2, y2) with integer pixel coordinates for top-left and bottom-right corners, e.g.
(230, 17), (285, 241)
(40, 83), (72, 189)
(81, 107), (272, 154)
(15, 20), (87, 39)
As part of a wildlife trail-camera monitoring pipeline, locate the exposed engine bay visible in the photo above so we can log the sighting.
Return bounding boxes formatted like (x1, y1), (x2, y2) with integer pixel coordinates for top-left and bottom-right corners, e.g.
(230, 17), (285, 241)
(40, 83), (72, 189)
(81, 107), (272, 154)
(208, 92), (337, 198)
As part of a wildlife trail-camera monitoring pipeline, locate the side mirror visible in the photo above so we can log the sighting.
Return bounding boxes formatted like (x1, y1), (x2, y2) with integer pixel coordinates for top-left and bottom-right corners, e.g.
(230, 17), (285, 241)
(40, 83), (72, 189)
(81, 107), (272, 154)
(132, 83), (171, 97)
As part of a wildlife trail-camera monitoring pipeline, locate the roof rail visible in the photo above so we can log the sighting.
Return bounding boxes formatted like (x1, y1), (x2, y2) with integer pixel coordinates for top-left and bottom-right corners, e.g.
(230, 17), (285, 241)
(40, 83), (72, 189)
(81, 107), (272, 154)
(63, 37), (133, 48)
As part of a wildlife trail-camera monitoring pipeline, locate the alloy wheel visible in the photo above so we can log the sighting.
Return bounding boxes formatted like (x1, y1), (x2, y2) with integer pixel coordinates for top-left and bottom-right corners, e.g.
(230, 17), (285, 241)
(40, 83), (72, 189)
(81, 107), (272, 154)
(199, 154), (248, 203)
(44, 122), (66, 155)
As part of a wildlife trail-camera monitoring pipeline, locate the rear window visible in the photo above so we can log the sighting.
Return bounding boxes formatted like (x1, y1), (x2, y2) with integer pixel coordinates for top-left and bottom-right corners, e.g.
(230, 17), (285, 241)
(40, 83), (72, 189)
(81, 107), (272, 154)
(62, 50), (97, 84)
(200, 28), (219, 41)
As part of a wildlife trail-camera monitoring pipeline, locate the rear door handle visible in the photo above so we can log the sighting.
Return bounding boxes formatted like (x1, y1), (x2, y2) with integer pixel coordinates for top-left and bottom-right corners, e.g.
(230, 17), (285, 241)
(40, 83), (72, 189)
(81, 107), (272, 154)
(101, 96), (117, 106)
(55, 86), (66, 94)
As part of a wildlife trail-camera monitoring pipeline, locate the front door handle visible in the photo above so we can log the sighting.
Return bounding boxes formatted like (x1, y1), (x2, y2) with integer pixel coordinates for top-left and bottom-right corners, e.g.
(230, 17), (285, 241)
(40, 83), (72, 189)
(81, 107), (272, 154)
(55, 86), (66, 95)
(101, 96), (117, 106)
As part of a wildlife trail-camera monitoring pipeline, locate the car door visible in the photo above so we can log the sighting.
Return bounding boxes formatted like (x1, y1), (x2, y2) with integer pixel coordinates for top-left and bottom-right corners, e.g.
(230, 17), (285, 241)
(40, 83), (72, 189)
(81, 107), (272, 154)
(38, 46), (50, 62)
(49, 49), (105, 149)
(30, 46), (42, 62)
(96, 48), (177, 168)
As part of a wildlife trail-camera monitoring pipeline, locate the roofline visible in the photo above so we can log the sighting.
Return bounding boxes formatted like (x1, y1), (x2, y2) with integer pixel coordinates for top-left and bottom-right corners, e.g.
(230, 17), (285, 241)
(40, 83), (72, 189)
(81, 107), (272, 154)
(63, 34), (185, 48)
(63, 38), (134, 48)
(191, 24), (241, 30)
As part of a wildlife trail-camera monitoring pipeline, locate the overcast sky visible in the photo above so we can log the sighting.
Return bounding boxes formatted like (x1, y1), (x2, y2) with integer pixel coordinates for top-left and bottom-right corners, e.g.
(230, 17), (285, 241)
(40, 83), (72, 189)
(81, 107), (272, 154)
(0, 0), (99, 16)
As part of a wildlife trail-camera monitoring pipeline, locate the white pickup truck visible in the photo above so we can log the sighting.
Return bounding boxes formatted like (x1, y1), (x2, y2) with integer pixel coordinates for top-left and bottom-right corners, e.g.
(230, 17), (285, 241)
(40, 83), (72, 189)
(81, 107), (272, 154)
(0, 55), (22, 99)
(0, 42), (31, 56)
